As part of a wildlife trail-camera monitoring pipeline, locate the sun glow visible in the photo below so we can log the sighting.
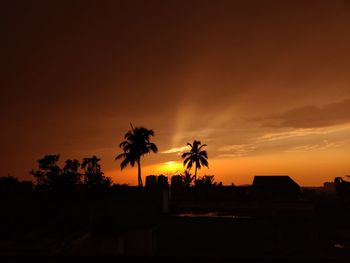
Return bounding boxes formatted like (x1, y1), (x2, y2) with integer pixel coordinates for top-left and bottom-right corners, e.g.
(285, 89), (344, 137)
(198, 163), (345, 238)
(158, 161), (184, 175)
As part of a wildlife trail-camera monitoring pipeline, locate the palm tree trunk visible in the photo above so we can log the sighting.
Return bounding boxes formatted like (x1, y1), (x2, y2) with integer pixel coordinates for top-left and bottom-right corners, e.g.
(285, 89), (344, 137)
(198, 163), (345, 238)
(137, 158), (142, 187)
(194, 165), (197, 182)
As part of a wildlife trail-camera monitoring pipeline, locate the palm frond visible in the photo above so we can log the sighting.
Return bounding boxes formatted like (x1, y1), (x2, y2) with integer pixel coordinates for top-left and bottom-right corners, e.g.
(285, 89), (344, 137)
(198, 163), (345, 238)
(115, 153), (127, 160)
(120, 155), (136, 169)
(119, 140), (130, 148)
(120, 158), (130, 170)
(199, 155), (209, 167)
(185, 159), (193, 170)
(124, 130), (134, 139)
(198, 150), (208, 159)
(181, 152), (192, 159)
(196, 159), (202, 170)
(198, 144), (207, 151)
(183, 156), (191, 166)
(147, 142), (158, 153)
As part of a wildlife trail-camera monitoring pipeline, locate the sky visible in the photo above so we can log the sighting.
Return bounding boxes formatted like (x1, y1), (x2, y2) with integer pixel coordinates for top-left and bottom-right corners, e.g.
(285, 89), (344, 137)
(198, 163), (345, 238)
(1, 0), (350, 186)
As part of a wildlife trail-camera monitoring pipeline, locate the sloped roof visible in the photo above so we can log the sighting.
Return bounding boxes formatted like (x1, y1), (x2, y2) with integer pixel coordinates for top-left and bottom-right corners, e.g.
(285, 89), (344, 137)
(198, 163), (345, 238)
(252, 175), (300, 189)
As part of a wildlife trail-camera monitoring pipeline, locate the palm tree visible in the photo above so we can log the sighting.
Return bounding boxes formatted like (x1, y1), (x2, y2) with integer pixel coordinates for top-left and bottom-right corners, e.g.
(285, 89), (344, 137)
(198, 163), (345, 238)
(181, 140), (208, 181)
(116, 125), (158, 187)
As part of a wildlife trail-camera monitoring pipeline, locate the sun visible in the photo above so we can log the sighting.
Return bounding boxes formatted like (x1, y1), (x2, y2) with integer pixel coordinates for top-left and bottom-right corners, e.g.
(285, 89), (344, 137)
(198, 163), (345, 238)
(158, 161), (183, 175)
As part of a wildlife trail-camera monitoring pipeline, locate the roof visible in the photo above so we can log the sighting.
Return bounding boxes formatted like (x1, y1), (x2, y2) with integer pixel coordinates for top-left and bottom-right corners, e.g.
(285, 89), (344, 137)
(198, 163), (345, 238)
(252, 175), (300, 190)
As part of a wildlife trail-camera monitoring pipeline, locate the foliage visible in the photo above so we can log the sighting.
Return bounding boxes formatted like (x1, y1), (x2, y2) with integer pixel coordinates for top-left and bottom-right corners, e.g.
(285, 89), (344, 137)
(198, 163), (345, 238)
(201, 175), (216, 187)
(31, 155), (111, 192)
(82, 156), (111, 189)
(30, 155), (62, 191)
(194, 175), (216, 188)
(61, 159), (82, 188)
(182, 170), (194, 188)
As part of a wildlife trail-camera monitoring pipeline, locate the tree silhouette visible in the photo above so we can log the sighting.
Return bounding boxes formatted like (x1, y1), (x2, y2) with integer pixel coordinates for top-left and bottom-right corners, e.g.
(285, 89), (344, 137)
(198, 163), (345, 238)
(30, 154), (61, 190)
(182, 170), (194, 188)
(31, 155), (84, 192)
(116, 125), (158, 187)
(201, 175), (216, 188)
(182, 140), (208, 182)
(61, 159), (82, 188)
(81, 156), (111, 190)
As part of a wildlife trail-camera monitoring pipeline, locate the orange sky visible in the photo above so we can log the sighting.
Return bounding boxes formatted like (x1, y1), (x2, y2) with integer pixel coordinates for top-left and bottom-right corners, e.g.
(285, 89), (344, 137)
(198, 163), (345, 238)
(1, 0), (350, 186)
(109, 124), (350, 186)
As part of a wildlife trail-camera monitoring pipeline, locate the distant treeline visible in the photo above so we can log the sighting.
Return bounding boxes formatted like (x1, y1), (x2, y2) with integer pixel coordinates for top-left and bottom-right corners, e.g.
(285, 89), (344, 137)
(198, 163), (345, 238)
(0, 155), (219, 195)
(29, 154), (111, 192)
(1, 125), (216, 193)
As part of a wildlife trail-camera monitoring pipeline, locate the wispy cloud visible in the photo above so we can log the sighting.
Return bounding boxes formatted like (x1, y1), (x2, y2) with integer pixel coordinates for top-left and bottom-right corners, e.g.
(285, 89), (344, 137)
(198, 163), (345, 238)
(161, 146), (190, 154)
(257, 127), (335, 143)
(285, 139), (350, 153)
(217, 144), (256, 158)
(216, 153), (247, 158)
(215, 124), (350, 158)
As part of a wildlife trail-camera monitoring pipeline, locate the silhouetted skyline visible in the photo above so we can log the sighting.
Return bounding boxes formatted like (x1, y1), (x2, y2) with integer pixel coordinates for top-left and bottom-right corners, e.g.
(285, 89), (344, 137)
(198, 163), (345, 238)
(1, 0), (350, 186)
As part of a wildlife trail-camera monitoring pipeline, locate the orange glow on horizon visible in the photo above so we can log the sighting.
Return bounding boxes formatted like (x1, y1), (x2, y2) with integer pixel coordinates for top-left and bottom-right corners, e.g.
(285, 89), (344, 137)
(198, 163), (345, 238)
(109, 149), (349, 187)
(108, 124), (350, 187)
(157, 161), (184, 175)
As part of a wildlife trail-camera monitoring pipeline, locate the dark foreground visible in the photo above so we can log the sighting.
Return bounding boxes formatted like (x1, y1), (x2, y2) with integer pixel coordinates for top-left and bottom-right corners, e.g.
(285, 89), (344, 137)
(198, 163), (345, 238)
(1, 187), (350, 262)
(2, 255), (350, 263)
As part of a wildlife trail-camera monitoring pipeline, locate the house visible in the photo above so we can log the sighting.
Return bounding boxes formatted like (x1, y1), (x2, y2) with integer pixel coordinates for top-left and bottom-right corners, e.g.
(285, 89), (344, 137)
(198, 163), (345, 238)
(252, 175), (300, 200)
(145, 175), (157, 188)
(323, 182), (336, 192)
(171, 175), (183, 189)
(157, 175), (168, 188)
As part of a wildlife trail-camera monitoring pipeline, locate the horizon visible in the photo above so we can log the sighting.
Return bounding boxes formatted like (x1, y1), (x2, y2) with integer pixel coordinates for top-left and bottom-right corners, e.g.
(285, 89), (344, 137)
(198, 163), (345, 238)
(1, 0), (350, 186)
(14, 156), (339, 188)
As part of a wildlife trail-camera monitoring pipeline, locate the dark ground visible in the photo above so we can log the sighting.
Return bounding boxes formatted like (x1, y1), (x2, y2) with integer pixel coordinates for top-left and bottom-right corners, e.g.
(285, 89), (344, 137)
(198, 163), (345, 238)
(1, 187), (350, 262)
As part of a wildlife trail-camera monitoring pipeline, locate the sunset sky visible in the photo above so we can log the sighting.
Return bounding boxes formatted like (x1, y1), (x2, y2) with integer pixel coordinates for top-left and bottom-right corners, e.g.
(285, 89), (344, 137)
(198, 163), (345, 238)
(1, 0), (350, 186)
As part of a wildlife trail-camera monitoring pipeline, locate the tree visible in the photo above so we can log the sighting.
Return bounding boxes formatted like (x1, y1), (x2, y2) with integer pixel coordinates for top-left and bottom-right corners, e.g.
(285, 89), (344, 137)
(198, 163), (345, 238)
(181, 140), (208, 181)
(81, 156), (111, 190)
(31, 155), (83, 192)
(30, 154), (61, 190)
(182, 170), (194, 188)
(116, 125), (158, 187)
(61, 159), (82, 188)
(201, 175), (216, 188)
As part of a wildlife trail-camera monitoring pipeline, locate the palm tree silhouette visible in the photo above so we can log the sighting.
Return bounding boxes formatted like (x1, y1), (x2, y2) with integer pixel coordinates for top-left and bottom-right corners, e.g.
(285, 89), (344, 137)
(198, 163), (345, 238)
(181, 140), (208, 181)
(116, 125), (158, 187)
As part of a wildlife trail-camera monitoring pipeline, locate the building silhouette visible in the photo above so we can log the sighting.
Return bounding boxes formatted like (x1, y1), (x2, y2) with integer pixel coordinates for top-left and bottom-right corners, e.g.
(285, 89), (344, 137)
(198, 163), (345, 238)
(252, 175), (300, 200)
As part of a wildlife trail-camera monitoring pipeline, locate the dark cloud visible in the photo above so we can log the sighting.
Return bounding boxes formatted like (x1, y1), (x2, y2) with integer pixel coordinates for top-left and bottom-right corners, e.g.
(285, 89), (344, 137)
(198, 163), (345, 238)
(263, 99), (350, 128)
